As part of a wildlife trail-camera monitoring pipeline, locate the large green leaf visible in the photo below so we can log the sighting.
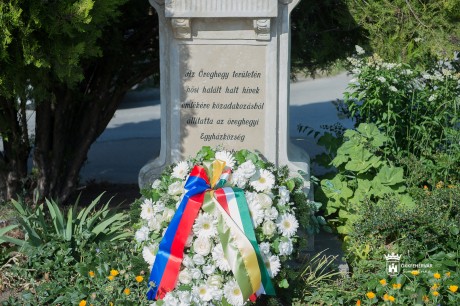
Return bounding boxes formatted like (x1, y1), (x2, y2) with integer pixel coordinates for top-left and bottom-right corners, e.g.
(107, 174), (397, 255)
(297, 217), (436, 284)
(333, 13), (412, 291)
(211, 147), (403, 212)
(344, 148), (375, 173)
(91, 213), (127, 236)
(46, 199), (65, 236)
(356, 123), (388, 147)
(0, 224), (18, 236)
(65, 207), (73, 241)
(321, 176), (353, 202)
(375, 165), (405, 186)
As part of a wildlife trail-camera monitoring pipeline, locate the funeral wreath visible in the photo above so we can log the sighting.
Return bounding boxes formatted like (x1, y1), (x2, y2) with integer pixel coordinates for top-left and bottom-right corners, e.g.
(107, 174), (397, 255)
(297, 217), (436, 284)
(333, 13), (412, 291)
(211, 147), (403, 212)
(133, 147), (319, 305)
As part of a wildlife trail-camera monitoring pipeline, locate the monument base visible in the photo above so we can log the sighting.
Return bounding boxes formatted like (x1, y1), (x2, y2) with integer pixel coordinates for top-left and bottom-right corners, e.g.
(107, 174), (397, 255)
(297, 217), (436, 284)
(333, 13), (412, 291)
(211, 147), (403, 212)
(138, 155), (168, 188)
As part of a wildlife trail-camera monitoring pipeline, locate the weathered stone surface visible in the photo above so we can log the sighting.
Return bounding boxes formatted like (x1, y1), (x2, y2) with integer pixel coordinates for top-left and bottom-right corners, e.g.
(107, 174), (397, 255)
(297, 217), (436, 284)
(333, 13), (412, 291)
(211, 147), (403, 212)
(140, 0), (311, 198)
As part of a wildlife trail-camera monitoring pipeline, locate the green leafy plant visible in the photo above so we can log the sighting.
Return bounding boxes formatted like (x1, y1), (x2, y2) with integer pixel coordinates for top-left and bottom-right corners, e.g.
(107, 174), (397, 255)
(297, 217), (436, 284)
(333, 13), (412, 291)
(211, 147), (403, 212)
(356, 270), (460, 305)
(344, 51), (460, 185)
(5, 240), (152, 306)
(346, 184), (460, 264)
(319, 123), (413, 236)
(2, 194), (130, 250)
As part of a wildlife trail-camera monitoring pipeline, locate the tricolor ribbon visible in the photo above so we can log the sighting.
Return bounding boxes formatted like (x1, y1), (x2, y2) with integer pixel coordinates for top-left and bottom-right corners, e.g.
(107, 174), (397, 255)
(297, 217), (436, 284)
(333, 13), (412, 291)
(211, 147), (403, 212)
(147, 160), (275, 301)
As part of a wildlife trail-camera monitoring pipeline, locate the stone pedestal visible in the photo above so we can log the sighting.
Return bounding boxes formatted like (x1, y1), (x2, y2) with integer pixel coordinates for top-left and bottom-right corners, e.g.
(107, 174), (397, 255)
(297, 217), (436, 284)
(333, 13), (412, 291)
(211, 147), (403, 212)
(139, 0), (310, 197)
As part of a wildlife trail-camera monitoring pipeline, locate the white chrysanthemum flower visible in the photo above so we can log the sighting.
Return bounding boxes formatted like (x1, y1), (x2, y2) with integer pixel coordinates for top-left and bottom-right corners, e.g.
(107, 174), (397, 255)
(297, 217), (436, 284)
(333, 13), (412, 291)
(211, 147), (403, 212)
(193, 283), (213, 302)
(277, 213), (299, 237)
(178, 268), (192, 284)
(183, 254), (194, 268)
(202, 264), (215, 275)
(278, 186), (290, 205)
(262, 220), (276, 237)
(259, 242), (271, 255)
(223, 280), (244, 306)
(192, 254), (205, 266)
(172, 161), (190, 179)
(147, 215), (162, 232)
(257, 193), (273, 209)
(168, 181), (184, 195)
(163, 292), (180, 305)
(264, 254), (281, 277)
(193, 236), (211, 256)
(389, 85), (397, 92)
(230, 171), (248, 188)
(215, 150), (235, 168)
(248, 198), (264, 227)
(176, 291), (192, 306)
(245, 191), (259, 207)
(151, 179), (161, 189)
(134, 226), (150, 242)
(162, 207), (175, 223)
(211, 288), (224, 301)
(154, 200), (165, 213)
(265, 207), (279, 220)
(193, 213), (217, 238)
(212, 243), (231, 271)
(140, 199), (155, 220)
(278, 238), (294, 256)
(377, 76), (386, 83)
(236, 160), (257, 178)
(250, 169), (275, 192)
(191, 268), (202, 279)
(207, 274), (223, 289)
(142, 244), (157, 266)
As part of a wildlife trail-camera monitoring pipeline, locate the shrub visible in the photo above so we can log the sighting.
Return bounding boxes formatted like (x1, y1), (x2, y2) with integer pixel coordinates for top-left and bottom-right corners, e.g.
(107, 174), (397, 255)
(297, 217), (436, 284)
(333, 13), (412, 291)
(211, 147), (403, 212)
(318, 123), (413, 236)
(346, 185), (460, 265)
(344, 51), (460, 184)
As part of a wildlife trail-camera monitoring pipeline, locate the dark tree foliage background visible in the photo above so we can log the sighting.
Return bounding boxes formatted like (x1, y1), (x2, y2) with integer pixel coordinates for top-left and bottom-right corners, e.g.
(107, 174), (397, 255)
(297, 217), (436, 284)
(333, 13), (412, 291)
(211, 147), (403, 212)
(345, 0), (460, 64)
(290, 0), (367, 76)
(0, 0), (159, 203)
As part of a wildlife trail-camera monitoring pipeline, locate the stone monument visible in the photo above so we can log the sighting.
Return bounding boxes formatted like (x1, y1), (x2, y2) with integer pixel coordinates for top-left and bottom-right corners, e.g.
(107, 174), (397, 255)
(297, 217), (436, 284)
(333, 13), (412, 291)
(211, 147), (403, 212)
(139, 0), (311, 197)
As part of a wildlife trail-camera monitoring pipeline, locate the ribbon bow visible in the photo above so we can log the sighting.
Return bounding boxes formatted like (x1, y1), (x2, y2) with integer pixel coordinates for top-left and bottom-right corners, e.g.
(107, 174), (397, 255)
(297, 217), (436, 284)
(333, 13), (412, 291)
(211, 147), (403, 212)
(147, 159), (275, 301)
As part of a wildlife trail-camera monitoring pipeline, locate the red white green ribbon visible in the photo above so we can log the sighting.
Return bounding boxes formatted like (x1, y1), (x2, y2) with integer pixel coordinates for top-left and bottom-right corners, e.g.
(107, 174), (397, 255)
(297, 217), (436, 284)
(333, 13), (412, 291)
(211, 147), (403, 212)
(147, 159), (275, 301)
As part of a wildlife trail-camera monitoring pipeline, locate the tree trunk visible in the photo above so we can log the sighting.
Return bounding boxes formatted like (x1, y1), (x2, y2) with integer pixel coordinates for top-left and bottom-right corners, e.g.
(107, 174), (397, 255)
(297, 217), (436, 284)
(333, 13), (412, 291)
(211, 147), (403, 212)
(34, 55), (158, 204)
(0, 97), (31, 201)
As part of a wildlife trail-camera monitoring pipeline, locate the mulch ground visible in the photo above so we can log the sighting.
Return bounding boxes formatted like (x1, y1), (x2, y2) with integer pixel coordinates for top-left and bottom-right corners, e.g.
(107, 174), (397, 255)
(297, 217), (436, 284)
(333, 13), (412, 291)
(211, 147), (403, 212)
(69, 182), (141, 209)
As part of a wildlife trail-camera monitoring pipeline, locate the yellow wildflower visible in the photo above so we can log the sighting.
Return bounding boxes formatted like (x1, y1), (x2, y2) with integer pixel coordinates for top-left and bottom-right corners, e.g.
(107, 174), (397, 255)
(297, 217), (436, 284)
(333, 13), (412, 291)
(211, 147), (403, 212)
(366, 292), (376, 299)
(110, 269), (119, 277)
(383, 294), (390, 301)
(446, 272), (451, 277)
(356, 300), (361, 306)
(434, 272), (441, 279)
(388, 295), (395, 302)
(431, 283), (439, 290)
(88, 271), (95, 278)
(422, 295), (429, 302)
(432, 291), (439, 296)
(392, 283), (402, 289)
(449, 285), (458, 293)
(109, 303), (114, 306)
(79, 300), (87, 306)
(379, 279), (387, 285)
(436, 181), (444, 189)
(124, 288), (131, 295)
(135, 275), (144, 283)
(107, 275), (115, 281)
(411, 270), (420, 276)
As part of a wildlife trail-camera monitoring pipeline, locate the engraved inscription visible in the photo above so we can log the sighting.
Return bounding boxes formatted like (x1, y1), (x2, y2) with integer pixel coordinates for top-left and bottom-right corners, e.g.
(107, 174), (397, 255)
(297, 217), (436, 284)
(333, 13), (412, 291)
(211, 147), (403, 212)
(180, 44), (266, 156)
